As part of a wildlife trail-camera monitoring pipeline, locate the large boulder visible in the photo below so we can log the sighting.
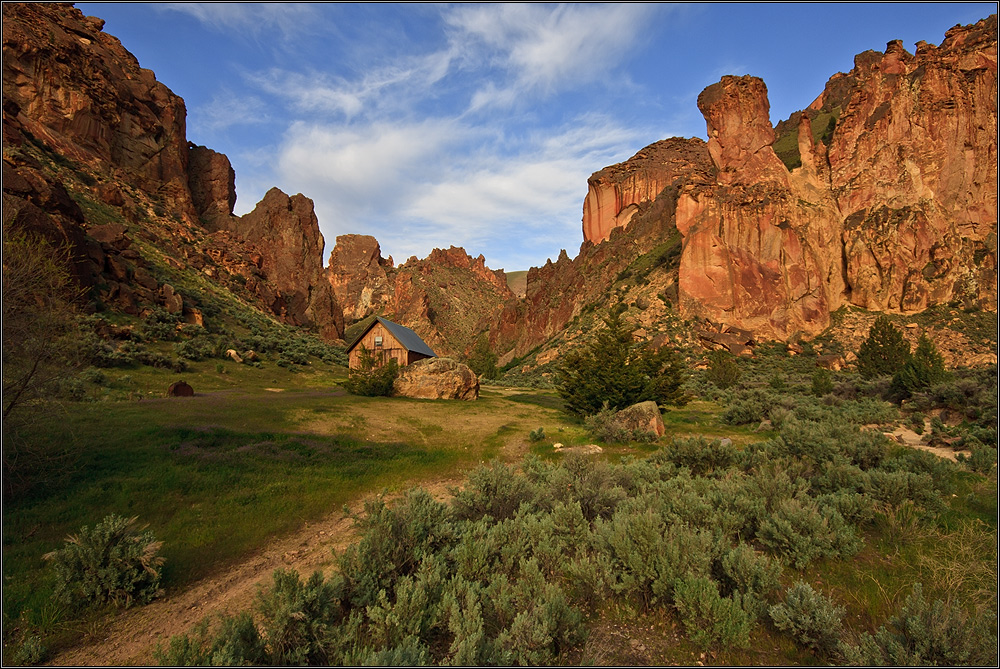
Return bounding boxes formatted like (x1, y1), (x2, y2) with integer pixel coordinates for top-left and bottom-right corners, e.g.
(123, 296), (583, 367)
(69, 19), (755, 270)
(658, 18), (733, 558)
(614, 401), (665, 438)
(393, 358), (480, 401)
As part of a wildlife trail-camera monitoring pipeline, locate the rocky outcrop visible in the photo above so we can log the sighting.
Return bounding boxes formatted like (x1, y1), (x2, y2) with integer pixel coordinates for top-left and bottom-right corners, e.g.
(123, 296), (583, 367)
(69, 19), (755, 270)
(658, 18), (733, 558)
(2, 3), (345, 341)
(327, 239), (514, 357)
(187, 144), (236, 230)
(326, 235), (395, 323)
(582, 138), (713, 244)
(827, 19), (998, 313)
(393, 358), (480, 400)
(566, 17), (996, 341)
(2, 3), (195, 221)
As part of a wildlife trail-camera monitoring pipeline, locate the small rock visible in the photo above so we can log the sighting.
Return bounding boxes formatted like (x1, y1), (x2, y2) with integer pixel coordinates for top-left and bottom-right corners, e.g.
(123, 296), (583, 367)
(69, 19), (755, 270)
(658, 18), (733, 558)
(553, 443), (563, 450)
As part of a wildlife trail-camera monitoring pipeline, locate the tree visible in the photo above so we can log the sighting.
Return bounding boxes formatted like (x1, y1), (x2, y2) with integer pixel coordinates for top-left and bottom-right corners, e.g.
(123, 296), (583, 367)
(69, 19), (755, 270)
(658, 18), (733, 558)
(706, 350), (741, 389)
(856, 316), (910, 379)
(555, 310), (687, 417)
(891, 334), (948, 399)
(2, 220), (84, 497)
(344, 345), (399, 397)
(466, 336), (498, 380)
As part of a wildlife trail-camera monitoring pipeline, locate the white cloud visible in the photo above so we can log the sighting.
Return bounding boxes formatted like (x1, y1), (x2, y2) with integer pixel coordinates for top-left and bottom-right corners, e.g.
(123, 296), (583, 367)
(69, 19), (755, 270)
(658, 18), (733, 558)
(443, 3), (661, 111)
(189, 91), (269, 134)
(158, 3), (323, 41)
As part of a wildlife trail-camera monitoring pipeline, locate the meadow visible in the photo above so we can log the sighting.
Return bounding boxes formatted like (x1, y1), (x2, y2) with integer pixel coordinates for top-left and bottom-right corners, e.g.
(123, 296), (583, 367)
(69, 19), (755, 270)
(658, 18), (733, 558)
(3, 347), (997, 666)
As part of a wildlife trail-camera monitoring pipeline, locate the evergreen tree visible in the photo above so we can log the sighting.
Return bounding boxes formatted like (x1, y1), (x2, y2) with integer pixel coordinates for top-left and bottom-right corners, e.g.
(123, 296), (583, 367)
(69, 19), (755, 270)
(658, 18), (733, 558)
(555, 310), (687, 416)
(891, 333), (948, 399)
(856, 316), (911, 379)
(466, 336), (499, 380)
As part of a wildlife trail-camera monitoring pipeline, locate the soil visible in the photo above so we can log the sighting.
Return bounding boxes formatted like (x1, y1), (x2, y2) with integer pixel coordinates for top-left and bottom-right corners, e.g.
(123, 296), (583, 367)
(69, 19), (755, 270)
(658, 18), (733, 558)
(48, 478), (459, 667)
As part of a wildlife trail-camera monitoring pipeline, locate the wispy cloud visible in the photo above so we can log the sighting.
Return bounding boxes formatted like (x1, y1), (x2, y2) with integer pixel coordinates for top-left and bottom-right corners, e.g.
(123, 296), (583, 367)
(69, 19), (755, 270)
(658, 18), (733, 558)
(158, 3), (324, 41)
(189, 91), (270, 134)
(443, 3), (660, 111)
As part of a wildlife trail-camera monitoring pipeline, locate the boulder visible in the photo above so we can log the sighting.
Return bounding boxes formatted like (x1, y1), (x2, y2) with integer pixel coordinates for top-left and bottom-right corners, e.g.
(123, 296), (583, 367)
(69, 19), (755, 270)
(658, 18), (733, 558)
(393, 358), (479, 401)
(614, 401), (665, 438)
(167, 381), (193, 397)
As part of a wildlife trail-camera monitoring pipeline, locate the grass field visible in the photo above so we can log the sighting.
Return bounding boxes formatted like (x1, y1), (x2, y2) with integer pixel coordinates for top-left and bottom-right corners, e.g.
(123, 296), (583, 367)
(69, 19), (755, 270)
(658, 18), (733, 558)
(3, 353), (996, 665)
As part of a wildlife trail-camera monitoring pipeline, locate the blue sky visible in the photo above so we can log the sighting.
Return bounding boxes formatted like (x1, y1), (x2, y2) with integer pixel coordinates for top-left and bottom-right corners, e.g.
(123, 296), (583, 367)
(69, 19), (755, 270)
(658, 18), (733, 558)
(76, 3), (994, 271)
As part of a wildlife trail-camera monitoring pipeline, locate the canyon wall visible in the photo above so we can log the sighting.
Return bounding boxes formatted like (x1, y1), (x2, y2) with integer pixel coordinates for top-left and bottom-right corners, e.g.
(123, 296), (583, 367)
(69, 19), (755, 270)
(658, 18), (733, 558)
(577, 15), (997, 339)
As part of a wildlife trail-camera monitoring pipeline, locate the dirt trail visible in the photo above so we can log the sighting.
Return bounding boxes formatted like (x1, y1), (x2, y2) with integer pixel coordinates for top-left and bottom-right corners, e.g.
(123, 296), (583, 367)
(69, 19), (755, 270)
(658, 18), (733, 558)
(49, 478), (458, 667)
(881, 419), (968, 462)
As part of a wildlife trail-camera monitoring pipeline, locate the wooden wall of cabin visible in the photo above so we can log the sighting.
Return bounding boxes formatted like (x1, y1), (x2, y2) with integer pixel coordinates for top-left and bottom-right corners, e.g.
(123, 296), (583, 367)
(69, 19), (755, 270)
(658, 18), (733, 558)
(348, 323), (408, 369)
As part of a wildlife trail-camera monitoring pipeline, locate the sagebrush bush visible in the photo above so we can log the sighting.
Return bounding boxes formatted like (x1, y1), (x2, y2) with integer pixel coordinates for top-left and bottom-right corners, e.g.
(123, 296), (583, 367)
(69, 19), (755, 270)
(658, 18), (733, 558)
(840, 584), (998, 666)
(343, 345), (398, 396)
(673, 575), (752, 650)
(769, 581), (845, 657)
(451, 461), (537, 522)
(722, 387), (777, 425)
(758, 498), (861, 569)
(44, 514), (164, 609)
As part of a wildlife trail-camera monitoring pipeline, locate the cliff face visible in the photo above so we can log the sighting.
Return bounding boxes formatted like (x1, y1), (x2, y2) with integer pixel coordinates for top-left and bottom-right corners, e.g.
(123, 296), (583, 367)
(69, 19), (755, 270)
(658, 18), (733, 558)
(572, 16), (997, 339)
(2, 3), (344, 340)
(582, 138), (713, 244)
(2, 3), (194, 220)
(327, 237), (513, 356)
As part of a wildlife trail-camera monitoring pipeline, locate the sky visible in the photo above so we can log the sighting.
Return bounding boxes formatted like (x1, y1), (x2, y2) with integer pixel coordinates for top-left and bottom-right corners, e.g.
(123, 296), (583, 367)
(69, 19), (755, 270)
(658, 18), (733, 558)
(76, 2), (995, 272)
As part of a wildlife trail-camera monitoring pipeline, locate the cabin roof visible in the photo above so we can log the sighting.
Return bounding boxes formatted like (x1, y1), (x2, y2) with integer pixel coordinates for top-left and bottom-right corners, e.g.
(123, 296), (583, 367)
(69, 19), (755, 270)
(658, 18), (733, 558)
(347, 316), (437, 358)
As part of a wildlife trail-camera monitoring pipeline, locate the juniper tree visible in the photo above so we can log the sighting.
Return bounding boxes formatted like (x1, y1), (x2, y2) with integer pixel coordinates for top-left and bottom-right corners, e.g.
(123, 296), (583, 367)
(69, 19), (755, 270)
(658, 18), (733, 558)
(857, 316), (910, 379)
(555, 310), (686, 417)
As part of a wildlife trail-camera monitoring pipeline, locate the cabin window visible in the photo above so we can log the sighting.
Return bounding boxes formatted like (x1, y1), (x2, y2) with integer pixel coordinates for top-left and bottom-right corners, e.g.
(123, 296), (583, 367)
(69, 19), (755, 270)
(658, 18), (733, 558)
(374, 336), (383, 348)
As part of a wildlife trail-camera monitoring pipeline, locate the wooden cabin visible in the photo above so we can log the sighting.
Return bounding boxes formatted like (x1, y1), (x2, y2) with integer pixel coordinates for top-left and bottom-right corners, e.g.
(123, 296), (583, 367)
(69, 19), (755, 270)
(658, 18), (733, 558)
(346, 316), (437, 369)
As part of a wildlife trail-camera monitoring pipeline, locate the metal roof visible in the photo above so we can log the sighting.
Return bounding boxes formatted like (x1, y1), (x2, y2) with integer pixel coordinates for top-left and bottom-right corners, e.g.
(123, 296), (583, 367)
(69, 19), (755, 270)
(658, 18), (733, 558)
(348, 316), (436, 358)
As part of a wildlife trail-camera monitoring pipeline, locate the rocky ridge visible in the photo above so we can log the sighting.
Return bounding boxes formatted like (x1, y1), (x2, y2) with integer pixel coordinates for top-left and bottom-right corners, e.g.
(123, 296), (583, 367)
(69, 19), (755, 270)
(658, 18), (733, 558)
(2, 3), (344, 339)
(327, 235), (514, 357)
(574, 16), (996, 342)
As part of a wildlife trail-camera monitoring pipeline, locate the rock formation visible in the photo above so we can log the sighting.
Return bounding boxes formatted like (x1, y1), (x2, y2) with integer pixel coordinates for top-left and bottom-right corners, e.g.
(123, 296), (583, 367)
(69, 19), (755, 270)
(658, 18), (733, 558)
(582, 138), (714, 244)
(2, 3), (345, 340)
(2, 3), (195, 221)
(568, 16), (996, 340)
(393, 358), (480, 400)
(327, 239), (514, 357)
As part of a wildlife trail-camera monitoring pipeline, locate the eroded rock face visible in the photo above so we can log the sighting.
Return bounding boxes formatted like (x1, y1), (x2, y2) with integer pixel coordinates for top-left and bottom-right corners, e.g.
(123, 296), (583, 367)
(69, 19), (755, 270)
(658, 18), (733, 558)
(188, 144), (236, 230)
(827, 18), (998, 312)
(393, 358), (480, 400)
(229, 188), (344, 337)
(569, 17), (996, 340)
(326, 235), (395, 323)
(2, 3), (195, 220)
(582, 138), (713, 244)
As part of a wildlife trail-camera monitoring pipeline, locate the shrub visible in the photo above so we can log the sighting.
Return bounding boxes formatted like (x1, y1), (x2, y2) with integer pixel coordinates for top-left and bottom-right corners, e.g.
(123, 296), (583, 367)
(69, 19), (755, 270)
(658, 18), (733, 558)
(255, 569), (345, 665)
(841, 584), (997, 666)
(957, 443), (998, 474)
(673, 575), (752, 650)
(769, 582), (845, 657)
(857, 316), (910, 379)
(717, 543), (781, 611)
(528, 427), (546, 443)
(451, 461), (537, 522)
(706, 350), (741, 390)
(344, 345), (399, 397)
(43, 514), (164, 609)
(722, 388), (777, 425)
(659, 436), (740, 477)
(811, 368), (834, 396)
(339, 488), (454, 608)
(555, 310), (686, 416)
(757, 498), (861, 569)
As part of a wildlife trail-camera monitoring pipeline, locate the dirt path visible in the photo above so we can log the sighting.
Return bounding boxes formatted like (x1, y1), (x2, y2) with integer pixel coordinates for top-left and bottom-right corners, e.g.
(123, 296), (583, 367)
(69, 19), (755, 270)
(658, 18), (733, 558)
(49, 478), (458, 667)
(882, 419), (969, 462)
